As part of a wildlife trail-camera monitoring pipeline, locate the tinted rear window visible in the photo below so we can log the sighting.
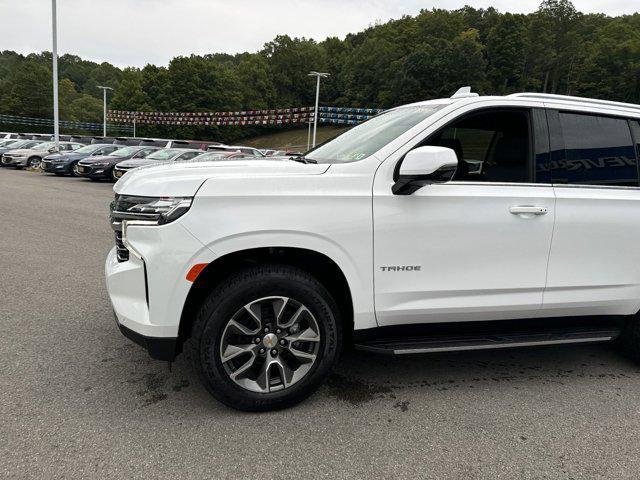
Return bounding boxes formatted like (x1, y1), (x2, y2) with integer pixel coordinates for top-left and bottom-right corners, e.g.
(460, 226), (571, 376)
(557, 113), (637, 186)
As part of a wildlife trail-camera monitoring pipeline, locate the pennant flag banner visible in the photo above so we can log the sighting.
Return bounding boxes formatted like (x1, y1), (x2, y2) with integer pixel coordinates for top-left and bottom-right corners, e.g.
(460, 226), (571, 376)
(319, 106), (385, 114)
(107, 106), (385, 127)
(0, 113), (133, 132)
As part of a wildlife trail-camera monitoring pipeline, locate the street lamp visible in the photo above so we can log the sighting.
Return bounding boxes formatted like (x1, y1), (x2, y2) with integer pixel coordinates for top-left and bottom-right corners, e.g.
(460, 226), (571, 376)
(97, 85), (113, 137)
(51, 0), (59, 150)
(308, 71), (329, 148)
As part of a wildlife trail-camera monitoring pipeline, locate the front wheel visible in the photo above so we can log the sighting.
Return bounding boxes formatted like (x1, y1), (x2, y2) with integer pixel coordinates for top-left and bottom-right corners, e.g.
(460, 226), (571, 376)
(27, 157), (41, 169)
(185, 265), (342, 411)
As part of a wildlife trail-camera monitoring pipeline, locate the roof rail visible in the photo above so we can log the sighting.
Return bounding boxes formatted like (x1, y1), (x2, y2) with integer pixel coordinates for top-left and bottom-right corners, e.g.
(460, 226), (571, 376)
(508, 92), (640, 112)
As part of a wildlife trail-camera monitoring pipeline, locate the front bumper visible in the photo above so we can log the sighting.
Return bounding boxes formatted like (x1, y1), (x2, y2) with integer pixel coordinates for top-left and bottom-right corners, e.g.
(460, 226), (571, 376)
(42, 160), (72, 173)
(113, 168), (130, 179)
(106, 247), (179, 360)
(1, 155), (27, 167)
(105, 220), (214, 361)
(118, 321), (179, 361)
(77, 164), (111, 178)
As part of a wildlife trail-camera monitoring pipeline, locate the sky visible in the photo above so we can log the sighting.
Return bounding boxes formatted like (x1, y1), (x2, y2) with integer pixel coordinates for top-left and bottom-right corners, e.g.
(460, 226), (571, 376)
(2, 0), (638, 68)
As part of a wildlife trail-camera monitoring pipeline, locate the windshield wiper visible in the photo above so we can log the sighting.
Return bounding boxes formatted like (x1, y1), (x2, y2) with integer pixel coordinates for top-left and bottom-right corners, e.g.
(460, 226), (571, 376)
(289, 156), (317, 164)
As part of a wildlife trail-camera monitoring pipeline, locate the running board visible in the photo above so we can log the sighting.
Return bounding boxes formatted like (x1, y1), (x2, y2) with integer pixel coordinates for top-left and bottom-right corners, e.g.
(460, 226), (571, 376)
(355, 328), (620, 355)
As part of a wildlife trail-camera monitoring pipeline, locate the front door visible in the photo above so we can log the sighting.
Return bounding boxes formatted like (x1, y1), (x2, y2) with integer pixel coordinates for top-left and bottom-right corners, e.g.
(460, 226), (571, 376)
(373, 108), (556, 326)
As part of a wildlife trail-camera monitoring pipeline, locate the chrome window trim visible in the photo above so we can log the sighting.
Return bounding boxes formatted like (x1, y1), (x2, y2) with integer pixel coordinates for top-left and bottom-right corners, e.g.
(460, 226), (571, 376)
(438, 181), (640, 190)
(443, 181), (554, 188)
(550, 183), (640, 191)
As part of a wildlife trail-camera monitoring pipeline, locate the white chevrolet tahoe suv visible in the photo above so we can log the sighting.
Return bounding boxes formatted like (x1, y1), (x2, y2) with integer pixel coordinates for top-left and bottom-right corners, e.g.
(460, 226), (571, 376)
(107, 89), (640, 411)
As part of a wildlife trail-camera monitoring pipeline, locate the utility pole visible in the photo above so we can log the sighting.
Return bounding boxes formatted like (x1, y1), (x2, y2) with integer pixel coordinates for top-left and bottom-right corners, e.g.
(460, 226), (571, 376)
(308, 71), (329, 148)
(97, 86), (113, 137)
(133, 114), (136, 138)
(51, 0), (59, 150)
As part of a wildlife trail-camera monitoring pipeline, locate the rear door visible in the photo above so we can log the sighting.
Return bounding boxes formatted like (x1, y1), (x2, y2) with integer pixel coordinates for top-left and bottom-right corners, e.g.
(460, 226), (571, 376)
(543, 111), (640, 317)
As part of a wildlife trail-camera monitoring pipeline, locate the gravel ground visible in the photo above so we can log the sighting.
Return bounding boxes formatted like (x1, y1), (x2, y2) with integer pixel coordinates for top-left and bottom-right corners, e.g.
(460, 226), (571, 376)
(2, 168), (640, 479)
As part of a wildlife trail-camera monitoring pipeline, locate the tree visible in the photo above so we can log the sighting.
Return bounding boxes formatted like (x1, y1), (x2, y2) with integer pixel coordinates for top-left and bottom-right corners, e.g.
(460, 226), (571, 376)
(486, 14), (527, 93)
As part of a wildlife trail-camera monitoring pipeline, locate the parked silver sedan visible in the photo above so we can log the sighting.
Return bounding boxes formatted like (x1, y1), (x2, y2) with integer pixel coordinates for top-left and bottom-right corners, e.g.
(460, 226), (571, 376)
(1, 141), (83, 169)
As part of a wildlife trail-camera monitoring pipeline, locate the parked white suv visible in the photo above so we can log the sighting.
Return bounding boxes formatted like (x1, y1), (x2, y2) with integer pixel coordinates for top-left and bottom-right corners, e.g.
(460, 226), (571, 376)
(106, 89), (640, 411)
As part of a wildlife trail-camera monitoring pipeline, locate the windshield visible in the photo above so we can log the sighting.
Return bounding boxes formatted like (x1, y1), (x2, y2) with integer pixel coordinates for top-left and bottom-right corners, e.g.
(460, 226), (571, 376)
(108, 146), (139, 157)
(0, 140), (17, 147)
(146, 149), (180, 160)
(305, 105), (445, 163)
(5, 140), (28, 149)
(74, 144), (102, 154)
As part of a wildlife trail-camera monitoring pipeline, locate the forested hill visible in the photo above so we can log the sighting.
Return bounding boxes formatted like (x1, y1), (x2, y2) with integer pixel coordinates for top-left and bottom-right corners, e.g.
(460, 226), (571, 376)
(1, 0), (639, 142)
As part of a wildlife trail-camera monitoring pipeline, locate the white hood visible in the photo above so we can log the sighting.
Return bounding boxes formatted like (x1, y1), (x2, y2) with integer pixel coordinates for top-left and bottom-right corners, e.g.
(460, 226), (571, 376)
(113, 159), (330, 197)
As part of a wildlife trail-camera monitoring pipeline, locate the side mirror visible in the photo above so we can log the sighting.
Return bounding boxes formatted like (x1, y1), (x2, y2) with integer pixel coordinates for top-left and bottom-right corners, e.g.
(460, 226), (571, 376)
(392, 146), (459, 195)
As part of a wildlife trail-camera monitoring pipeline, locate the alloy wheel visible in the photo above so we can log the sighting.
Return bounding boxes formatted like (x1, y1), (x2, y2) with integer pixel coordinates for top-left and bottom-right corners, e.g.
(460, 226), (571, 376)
(219, 296), (321, 393)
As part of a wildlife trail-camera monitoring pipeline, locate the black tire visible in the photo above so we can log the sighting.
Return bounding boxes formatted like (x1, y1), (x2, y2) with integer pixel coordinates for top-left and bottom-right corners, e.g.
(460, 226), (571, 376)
(27, 156), (41, 169)
(110, 167), (118, 182)
(616, 316), (640, 362)
(185, 264), (342, 412)
(71, 162), (81, 177)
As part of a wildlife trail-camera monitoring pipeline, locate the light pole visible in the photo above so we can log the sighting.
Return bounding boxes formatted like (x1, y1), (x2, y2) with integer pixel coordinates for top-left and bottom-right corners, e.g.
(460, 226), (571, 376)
(97, 86), (113, 137)
(308, 71), (329, 148)
(51, 0), (59, 149)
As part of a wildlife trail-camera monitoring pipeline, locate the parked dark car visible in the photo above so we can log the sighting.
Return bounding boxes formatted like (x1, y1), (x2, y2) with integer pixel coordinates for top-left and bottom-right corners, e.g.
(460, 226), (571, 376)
(41, 143), (121, 176)
(76, 145), (161, 181)
(113, 148), (204, 179)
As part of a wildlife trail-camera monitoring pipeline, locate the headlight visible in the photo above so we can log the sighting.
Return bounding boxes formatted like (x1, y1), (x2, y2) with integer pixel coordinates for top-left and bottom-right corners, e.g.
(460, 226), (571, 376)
(111, 195), (193, 225)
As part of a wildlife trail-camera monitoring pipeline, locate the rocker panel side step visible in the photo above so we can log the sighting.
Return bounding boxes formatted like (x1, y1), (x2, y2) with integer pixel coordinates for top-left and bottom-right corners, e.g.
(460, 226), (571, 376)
(355, 328), (620, 355)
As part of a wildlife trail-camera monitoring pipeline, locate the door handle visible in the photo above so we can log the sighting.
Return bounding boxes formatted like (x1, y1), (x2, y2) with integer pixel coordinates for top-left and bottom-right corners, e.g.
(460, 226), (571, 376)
(509, 206), (548, 216)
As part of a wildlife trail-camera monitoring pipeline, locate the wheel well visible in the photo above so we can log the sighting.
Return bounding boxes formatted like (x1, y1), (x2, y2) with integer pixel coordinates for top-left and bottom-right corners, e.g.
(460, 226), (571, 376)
(177, 247), (354, 349)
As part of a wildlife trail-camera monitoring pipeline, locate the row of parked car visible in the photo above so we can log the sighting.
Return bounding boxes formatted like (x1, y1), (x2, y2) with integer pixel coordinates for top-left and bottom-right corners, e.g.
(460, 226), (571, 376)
(0, 132), (297, 182)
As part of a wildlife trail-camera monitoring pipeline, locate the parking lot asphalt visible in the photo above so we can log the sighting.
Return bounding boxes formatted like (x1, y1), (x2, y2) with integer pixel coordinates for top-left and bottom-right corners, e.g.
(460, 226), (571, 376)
(2, 168), (640, 479)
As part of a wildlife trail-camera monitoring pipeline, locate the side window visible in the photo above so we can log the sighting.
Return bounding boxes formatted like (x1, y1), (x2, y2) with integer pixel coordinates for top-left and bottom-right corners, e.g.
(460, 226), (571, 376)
(425, 109), (531, 183)
(134, 148), (154, 158)
(630, 119), (640, 165)
(178, 152), (199, 160)
(557, 113), (637, 186)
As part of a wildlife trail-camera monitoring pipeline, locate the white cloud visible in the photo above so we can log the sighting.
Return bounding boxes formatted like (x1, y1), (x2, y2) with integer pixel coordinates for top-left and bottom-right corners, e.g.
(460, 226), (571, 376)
(2, 0), (638, 68)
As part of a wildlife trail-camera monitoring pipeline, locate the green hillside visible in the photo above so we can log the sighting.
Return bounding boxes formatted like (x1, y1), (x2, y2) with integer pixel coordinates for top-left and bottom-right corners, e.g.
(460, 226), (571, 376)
(241, 125), (349, 152)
